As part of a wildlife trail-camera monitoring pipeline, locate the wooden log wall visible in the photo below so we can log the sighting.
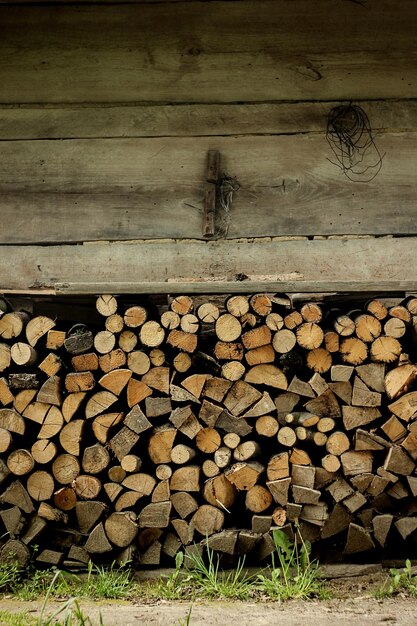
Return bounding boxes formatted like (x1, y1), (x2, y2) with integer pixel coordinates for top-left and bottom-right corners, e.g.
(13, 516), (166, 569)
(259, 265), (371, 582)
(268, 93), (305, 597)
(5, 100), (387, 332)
(1, 292), (417, 567)
(0, 0), (416, 292)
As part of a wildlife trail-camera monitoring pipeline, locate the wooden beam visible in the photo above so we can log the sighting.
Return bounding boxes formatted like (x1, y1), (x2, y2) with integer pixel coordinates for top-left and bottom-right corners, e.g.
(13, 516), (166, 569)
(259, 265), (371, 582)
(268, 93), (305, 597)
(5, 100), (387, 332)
(0, 133), (416, 243)
(2, 101), (417, 141)
(0, 238), (416, 294)
(0, 2), (416, 104)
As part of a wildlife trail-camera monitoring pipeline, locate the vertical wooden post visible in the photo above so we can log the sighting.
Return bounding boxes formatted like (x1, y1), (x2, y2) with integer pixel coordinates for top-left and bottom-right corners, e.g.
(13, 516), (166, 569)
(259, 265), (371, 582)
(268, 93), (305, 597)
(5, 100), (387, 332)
(203, 150), (220, 238)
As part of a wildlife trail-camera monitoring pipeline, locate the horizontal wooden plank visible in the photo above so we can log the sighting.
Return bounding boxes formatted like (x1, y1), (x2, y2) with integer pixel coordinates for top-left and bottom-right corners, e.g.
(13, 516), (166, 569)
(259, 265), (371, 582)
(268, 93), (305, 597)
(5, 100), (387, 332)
(2, 100), (417, 140)
(0, 238), (416, 293)
(0, 1), (416, 103)
(0, 132), (416, 242)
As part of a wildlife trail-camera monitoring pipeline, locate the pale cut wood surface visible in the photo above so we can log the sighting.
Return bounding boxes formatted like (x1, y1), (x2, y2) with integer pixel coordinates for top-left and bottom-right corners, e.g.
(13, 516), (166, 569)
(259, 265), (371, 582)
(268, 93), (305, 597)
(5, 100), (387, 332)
(0, 238), (416, 293)
(2, 100), (417, 140)
(0, 133), (416, 243)
(0, 1), (416, 103)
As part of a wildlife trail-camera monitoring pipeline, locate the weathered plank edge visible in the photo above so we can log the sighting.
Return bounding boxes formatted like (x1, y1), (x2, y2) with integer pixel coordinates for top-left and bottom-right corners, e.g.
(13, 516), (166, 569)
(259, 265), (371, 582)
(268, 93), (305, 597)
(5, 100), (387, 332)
(2, 100), (417, 140)
(1, 238), (416, 294)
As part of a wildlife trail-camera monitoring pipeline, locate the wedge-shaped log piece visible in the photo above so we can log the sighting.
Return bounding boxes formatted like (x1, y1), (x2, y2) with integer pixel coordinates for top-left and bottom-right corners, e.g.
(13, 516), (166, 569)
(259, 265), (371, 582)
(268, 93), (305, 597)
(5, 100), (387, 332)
(138, 502), (171, 528)
(85, 522), (112, 554)
(1, 480), (34, 514)
(342, 406), (381, 430)
(99, 369), (132, 395)
(223, 381), (262, 416)
(145, 397), (172, 418)
(65, 372), (95, 394)
(122, 472), (155, 495)
(60, 420), (84, 456)
(26, 316), (55, 347)
(38, 406), (64, 439)
(388, 392), (417, 422)
(105, 511), (138, 547)
(76, 501), (107, 534)
(394, 517), (417, 540)
(321, 504), (352, 539)
(14, 389), (37, 414)
(0, 409), (25, 434)
(384, 446), (415, 476)
(85, 391), (117, 419)
(182, 374), (209, 399)
(148, 425), (176, 463)
(202, 376), (232, 402)
(402, 433), (417, 462)
(171, 492), (199, 519)
(123, 405), (151, 435)
(62, 392), (86, 423)
(355, 363), (386, 393)
(245, 365), (287, 390)
(93, 412), (124, 444)
(344, 523), (375, 554)
(243, 392), (276, 418)
(292, 486), (321, 505)
(170, 466), (200, 492)
(267, 452), (289, 481)
(207, 530), (238, 555)
(341, 451), (373, 476)
(109, 427), (139, 461)
(225, 462), (264, 491)
(142, 366), (170, 394)
(352, 377), (382, 408)
(305, 389), (341, 418)
(216, 411), (252, 437)
(126, 379), (152, 408)
(299, 503), (328, 527)
(385, 364), (417, 400)
(381, 415), (406, 443)
(355, 428), (389, 451)
(266, 477), (291, 506)
(372, 514), (393, 547)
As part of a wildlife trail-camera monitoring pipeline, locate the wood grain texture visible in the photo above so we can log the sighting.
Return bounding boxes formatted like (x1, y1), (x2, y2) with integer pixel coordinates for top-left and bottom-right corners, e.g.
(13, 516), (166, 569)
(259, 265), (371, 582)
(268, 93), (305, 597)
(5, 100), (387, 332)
(2, 101), (417, 140)
(0, 238), (416, 293)
(0, 132), (415, 243)
(0, 1), (416, 104)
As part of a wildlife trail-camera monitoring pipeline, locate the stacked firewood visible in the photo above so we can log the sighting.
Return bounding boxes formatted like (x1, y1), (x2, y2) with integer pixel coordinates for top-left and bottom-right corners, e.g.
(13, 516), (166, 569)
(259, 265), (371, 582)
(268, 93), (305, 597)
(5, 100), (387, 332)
(0, 293), (417, 568)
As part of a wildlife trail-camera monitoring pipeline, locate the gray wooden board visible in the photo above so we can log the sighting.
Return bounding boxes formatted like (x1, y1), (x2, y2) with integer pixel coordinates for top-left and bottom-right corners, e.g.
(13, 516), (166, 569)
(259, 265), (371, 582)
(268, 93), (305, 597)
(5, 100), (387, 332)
(0, 238), (416, 293)
(0, 1), (416, 103)
(0, 133), (416, 243)
(2, 100), (417, 140)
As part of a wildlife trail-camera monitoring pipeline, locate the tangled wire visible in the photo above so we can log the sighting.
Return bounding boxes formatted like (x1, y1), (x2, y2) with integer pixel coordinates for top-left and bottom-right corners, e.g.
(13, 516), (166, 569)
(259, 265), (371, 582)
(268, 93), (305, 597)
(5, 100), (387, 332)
(326, 104), (384, 182)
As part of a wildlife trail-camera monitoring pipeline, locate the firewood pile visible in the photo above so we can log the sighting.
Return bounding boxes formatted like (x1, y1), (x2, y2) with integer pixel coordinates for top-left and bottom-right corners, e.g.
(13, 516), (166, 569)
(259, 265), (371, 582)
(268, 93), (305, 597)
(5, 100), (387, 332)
(0, 292), (417, 568)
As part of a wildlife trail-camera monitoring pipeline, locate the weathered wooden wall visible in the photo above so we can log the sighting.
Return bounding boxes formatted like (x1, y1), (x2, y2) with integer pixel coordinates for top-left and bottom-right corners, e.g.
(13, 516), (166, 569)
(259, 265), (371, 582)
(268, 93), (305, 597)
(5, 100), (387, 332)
(0, 0), (416, 292)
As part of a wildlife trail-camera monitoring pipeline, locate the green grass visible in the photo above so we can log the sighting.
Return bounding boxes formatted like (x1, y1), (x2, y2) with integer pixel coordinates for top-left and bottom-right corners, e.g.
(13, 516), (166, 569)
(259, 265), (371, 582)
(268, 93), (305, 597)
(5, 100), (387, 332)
(0, 610), (34, 626)
(12, 562), (135, 602)
(375, 559), (417, 598)
(256, 528), (328, 601)
(79, 561), (134, 600)
(184, 546), (255, 600)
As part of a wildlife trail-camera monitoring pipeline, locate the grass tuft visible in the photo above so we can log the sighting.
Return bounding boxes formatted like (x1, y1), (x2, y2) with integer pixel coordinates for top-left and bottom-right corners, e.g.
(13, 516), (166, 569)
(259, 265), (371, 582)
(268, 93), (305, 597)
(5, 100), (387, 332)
(184, 545), (255, 600)
(375, 559), (417, 598)
(79, 561), (134, 600)
(256, 527), (328, 601)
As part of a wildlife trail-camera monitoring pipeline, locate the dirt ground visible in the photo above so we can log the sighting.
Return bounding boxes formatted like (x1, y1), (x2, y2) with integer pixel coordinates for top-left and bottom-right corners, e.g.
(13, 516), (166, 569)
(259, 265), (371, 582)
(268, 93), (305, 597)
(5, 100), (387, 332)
(2, 595), (417, 626)
(2, 572), (417, 626)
